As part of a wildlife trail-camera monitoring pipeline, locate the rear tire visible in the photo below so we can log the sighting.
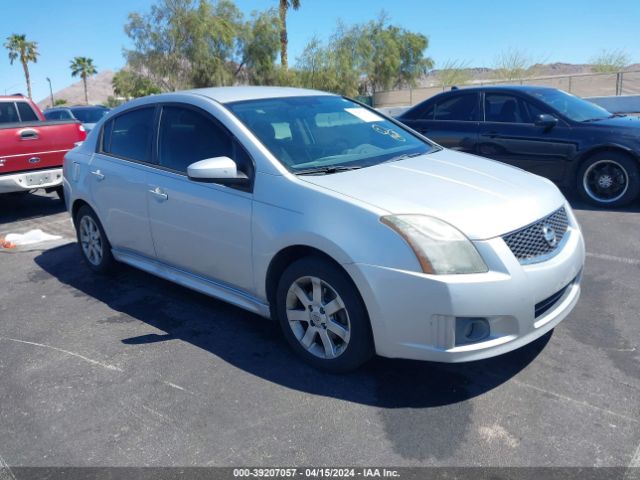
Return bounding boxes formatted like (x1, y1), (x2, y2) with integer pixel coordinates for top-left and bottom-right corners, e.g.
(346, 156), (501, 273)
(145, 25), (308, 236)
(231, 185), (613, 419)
(577, 151), (640, 207)
(74, 205), (115, 274)
(275, 256), (374, 373)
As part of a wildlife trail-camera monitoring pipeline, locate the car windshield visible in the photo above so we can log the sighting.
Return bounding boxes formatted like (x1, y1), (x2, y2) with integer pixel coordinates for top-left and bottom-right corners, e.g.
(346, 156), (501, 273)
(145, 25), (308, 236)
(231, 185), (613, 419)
(226, 95), (434, 173)
(530, 89), (612, 122)
(71, 107), (108, 123)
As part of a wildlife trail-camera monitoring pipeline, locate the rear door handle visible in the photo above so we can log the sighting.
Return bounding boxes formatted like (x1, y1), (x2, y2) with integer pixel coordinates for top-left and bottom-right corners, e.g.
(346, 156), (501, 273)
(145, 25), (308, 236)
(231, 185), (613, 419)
(482, 131), (499, 138)
(90, 169), (105, 181)
(148, 186), (168, 201)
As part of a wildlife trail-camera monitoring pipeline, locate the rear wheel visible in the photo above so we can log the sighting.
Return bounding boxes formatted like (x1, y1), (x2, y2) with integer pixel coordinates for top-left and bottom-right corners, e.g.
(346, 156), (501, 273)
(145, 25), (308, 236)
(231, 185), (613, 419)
(276, 257), (373, 372)
(74, 205), (115, 273)
(577, 151), (640, 207)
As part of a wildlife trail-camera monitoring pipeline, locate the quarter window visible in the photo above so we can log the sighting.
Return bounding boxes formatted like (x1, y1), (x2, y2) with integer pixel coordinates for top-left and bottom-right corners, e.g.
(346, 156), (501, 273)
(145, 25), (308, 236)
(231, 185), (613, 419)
(158, 106), (233, 174)
(433, 94), (479, 121)
(102, 107), (155, 162)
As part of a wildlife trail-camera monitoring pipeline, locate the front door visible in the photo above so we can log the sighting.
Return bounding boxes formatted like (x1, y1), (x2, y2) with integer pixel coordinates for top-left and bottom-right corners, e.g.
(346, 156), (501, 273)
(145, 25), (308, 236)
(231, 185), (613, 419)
(478, 92), (576, 182)
(146, 105), (254, 292)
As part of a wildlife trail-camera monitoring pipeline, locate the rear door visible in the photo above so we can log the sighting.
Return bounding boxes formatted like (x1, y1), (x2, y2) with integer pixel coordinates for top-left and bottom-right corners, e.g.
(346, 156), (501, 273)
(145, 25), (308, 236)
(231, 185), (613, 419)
(478, 92), (575, 181)
(145, 104), (254, 292)
(402, 92), (480, 154)
(88, 106), (157, 257)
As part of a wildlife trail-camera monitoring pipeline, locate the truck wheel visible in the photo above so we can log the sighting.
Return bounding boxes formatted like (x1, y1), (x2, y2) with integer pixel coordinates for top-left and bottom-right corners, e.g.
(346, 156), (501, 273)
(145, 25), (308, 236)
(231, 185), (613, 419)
(577, 151), (640, 207)
(275, 257), (374, 373)
(74, 206), (115, 273)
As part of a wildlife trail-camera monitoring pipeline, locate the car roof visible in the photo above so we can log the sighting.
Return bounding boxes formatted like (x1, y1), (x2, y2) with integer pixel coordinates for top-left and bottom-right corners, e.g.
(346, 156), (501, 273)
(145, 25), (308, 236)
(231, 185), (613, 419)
(181, 86), (335, 103)
(441, 85), (559, 95)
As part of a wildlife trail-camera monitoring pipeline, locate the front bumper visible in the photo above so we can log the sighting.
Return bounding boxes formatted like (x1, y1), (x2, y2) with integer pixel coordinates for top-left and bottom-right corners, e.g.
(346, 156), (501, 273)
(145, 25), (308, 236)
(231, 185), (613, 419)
(0, 168), (63, 194)
(345, 217), (585, 363)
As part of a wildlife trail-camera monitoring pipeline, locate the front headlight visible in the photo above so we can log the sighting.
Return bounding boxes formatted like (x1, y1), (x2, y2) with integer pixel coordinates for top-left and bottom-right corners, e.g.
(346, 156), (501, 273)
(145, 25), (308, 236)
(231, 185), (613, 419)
(381, 215), (488, 275)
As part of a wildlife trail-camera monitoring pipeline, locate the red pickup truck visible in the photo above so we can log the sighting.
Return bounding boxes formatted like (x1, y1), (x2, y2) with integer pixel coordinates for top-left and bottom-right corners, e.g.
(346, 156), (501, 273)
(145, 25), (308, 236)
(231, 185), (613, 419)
(0, 95), (87, 197)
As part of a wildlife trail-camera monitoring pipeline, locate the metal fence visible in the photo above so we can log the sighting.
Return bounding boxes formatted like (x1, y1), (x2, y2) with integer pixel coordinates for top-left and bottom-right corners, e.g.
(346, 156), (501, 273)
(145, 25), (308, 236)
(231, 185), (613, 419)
(372, 70), (640, 107)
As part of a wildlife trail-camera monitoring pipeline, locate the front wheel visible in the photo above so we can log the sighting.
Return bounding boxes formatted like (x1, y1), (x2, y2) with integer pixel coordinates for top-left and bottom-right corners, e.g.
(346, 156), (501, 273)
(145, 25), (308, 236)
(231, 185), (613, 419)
(74, 206), (115, 273)
(275, 257), (374, 373)
(577, 151), (640, 207)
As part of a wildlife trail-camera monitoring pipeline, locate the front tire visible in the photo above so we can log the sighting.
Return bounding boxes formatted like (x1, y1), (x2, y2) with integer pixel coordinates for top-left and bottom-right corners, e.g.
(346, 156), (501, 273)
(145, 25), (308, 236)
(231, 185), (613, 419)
(577, 151), (640, 207)
(275, 257), (374, 373)
(74, 206), (115, 273)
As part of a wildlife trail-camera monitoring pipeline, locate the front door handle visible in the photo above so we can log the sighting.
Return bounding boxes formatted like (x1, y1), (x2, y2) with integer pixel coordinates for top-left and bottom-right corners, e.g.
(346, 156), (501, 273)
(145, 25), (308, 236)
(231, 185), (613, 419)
(19, 129), (38, 140)
(90, 169), (105, 181)
(148, 187), (168, 201)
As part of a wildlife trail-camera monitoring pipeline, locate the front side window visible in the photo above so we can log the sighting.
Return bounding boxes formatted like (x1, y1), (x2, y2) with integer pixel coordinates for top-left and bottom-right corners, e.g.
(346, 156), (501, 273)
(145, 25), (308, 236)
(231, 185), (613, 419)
(226, 96), (434, 172)
(485, 94), (529, 123)
(16, 102), (38, 122)
(158, 106), (233, 173)
(434, 94), (479, 121)
(102, 107), (155, 162)
(44, 111), (61, 120)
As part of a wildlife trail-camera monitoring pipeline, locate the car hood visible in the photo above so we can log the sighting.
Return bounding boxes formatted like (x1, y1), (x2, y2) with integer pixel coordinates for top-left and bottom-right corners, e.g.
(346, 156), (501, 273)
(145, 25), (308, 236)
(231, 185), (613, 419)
(300, 149), (566, 240)
(583, 115), (640, 130)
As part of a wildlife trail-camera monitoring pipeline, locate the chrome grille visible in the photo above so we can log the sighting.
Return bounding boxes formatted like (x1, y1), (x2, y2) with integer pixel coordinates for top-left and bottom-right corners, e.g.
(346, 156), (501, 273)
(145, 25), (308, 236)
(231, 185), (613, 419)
(502, 207), (569, 264)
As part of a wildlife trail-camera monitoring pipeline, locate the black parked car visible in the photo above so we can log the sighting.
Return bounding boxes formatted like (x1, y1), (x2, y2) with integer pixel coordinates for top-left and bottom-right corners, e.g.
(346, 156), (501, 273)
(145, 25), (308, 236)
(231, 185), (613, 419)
(397, 86), (640, 207)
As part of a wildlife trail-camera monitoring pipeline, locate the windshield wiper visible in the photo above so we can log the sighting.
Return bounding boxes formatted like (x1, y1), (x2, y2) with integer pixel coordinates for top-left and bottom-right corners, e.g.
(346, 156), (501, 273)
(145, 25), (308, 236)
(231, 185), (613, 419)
(381, 151), (424, 164)
(294, 165), (363, 175)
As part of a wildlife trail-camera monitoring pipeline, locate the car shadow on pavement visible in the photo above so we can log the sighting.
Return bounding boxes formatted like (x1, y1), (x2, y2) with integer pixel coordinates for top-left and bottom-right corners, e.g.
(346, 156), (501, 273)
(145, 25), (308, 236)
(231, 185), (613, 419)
(0, 192), (65, 224)
(562, 189), (640, 213)
(35, 242), (550, 411)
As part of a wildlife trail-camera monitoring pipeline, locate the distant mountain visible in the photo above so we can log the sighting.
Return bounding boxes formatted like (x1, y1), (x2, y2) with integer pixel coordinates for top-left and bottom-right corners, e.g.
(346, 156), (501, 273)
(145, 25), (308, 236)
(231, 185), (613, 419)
(37, 70), (115, 109)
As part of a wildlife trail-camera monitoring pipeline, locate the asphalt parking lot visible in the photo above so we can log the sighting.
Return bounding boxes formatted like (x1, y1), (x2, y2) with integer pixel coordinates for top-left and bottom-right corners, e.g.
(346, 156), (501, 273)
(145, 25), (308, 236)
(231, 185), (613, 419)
(0, 191), (639, 469)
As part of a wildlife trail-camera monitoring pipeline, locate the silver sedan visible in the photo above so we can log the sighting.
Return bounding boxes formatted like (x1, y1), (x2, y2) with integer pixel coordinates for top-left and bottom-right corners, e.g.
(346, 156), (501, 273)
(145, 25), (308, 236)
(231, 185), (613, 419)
(63, 87), (585, 372)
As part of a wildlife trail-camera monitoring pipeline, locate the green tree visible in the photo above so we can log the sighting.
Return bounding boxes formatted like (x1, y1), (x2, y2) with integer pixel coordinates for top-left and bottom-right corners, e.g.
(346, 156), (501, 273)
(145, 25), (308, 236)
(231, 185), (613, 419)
(278, 0), (300, 71)
(124, 0), (281, 89)
(436, 59), (471, 89)
(54, 98), (68, 106)
(4, 34), (39, 98)
(112, 70), (161, 99)
(70, 57), (98, 104)
(236, 9), (281, 85)
(591, 49), (629, 74)
(295, 14), (432, 97)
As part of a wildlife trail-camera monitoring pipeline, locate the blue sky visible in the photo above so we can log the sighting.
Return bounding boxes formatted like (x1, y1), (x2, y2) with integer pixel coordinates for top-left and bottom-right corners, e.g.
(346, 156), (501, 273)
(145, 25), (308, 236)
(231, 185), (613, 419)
(1, 0), (639, 102)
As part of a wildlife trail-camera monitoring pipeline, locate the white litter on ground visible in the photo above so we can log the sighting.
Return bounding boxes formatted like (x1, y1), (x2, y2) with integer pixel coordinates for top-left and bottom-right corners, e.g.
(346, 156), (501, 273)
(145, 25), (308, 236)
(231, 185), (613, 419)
(4, 229), (62, 246)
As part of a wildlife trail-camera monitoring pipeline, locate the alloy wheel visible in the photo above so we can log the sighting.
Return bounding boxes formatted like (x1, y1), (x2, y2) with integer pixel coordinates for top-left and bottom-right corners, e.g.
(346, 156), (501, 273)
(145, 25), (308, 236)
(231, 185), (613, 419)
(583, 159), (629, 204)
(285, 276), (351, 359)
(79, 215), (103, 266)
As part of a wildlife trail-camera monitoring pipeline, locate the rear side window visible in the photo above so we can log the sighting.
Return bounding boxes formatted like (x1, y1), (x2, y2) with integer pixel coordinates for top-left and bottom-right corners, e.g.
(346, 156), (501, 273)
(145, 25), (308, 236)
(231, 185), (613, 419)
(158, 106), (232, 173)
(16, 102), (38, 122)
(102, 108), (155, 163)
(434, 94), (479, 121)
(0, 102), (19, 124)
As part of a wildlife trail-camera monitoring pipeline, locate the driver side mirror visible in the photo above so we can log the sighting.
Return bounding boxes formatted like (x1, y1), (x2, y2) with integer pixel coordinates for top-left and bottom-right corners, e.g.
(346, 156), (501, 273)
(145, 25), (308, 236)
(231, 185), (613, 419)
(187, 156), (249, 186)
(534, 114), (558, 129)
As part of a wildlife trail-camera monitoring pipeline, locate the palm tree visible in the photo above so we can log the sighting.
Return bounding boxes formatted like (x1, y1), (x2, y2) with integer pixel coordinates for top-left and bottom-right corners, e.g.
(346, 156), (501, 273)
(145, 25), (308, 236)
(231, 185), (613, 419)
(4, 34), (39, 98)
(278, 0), (300, 71)
(70, 57), (97, 105)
